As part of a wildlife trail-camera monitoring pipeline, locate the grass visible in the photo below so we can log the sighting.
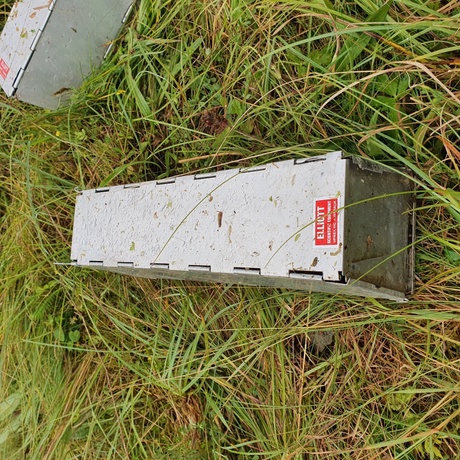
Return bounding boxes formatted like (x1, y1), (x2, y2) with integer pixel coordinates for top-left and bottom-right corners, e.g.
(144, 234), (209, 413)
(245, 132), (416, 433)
(1, 0), (460, 458)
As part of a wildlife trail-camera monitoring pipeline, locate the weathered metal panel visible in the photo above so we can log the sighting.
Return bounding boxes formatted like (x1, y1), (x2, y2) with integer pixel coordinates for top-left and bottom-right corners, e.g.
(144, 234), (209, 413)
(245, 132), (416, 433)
(343, 157), (414, 294)
(0, 0), (133, 108)
(0, 0), (53, 96)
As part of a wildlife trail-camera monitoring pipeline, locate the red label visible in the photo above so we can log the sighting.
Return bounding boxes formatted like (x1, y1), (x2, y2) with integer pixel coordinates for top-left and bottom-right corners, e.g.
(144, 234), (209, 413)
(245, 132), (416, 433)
(0, 58), (9, 80)
(315, 198), (338, 246)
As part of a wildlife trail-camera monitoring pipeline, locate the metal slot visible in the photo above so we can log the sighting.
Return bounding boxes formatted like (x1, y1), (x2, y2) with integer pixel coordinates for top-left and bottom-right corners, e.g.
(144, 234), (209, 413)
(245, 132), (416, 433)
(150, 263), (170, 269)
(12, 68), (25, 89)
(323, 272), (346, 284)
(124, 184), (140, 189)
(122, 4), (134, 23)
(233, 267), (261, 275)
(30, 29), (43, 51)
(407, 202), (416, 295)
(194, 173), (216, 180)
(240, 166), (266, 173)
(103, 43), (114, 60)
(117, 262), (134, 267)
(48, 0), (57, 11)
(294, 157), (325, 165)
(188, 264), (211, 272)
(156, 179), (176, 185)
(289, 270), (322, 280)
(89, 260), (104, 266)
(95, 188), (110, 193)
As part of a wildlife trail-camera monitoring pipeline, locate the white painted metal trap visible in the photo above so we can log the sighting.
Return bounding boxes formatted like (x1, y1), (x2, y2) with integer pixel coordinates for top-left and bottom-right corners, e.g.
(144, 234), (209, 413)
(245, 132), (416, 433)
(0, 0), (133, 109)
(71, 152), (415, 301)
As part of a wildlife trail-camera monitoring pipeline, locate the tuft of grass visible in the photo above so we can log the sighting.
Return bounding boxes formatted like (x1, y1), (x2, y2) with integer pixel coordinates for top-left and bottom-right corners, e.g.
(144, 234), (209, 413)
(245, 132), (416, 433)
(1, 0), (460, 458)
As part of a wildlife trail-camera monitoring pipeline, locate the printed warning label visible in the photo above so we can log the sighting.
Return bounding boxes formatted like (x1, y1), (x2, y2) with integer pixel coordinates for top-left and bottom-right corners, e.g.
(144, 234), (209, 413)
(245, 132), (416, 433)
(314, 198), (338, 246)
(0, 58), (10, 80)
